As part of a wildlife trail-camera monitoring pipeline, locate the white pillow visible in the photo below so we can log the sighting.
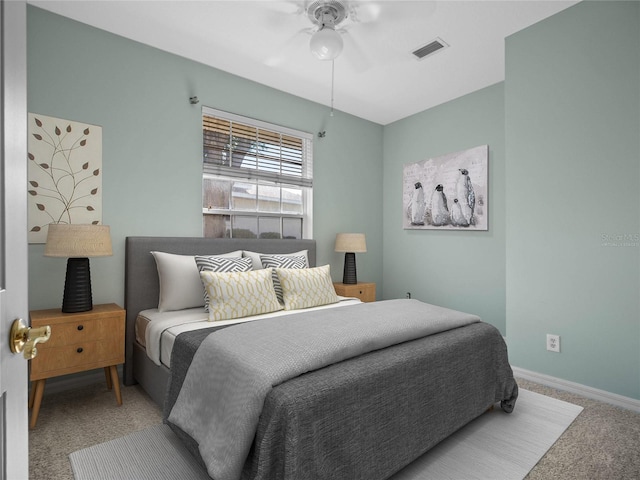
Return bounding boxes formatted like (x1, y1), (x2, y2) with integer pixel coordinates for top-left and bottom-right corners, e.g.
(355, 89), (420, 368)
(242, 249), (309, 271)
(275, 265), (339, 311)
(151, 250), (241, 312)
(200, 269), (282, 321)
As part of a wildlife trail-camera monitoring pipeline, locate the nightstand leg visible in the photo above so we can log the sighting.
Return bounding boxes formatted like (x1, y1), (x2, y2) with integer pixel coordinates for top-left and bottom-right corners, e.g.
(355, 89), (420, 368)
(29, 379), (46, 429)
(104, 367), (113, 390)
(108, 365), (122, 406)
(28, 382), (36, 409)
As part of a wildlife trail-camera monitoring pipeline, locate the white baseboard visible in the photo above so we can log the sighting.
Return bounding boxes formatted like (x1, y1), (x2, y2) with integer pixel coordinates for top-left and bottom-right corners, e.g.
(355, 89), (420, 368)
(512, 366), (640, 413)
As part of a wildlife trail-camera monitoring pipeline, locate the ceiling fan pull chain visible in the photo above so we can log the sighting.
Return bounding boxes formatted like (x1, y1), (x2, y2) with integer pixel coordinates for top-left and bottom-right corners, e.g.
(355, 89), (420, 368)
(330, 59), (335, 117)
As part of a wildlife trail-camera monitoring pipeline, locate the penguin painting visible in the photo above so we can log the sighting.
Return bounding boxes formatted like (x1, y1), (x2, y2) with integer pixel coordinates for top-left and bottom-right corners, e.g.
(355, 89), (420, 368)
(408, 181), (427, 226)
(450, 199), (469, 227)
(456, 168), (476, 225)
(430, 184), (449, 226)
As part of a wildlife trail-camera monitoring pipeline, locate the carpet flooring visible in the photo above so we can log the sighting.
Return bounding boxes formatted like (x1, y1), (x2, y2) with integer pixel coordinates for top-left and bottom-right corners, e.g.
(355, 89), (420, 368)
(68, 389), (581, 480)
(29, 378), (640, 480)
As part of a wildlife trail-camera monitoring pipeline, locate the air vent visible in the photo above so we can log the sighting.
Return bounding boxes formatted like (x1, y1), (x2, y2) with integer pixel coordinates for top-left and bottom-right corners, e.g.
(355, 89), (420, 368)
(412, 38), (448, 60)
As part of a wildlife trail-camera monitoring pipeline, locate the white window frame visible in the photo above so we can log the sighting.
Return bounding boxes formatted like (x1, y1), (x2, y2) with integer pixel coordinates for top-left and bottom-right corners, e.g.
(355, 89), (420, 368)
(201, 107), (313, 239)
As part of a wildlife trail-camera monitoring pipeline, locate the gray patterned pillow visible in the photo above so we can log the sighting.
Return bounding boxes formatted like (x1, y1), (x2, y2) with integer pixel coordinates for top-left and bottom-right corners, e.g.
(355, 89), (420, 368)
(260, 254), (307, 304)
(195, 256), (253, 311)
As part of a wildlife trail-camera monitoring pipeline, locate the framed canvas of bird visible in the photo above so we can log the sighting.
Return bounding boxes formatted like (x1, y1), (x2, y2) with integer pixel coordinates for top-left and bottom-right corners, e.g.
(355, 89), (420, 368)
(403, 145), (488, 230)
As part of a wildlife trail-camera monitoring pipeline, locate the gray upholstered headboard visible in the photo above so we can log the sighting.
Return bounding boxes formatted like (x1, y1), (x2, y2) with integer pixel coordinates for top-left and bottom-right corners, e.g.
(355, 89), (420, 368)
(123, 236), (316, 384)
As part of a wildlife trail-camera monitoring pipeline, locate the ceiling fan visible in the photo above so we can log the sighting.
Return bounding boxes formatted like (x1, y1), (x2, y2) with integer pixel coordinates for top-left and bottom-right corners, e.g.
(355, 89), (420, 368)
(307, 0), (350, 60)
(264, 0), (380, 114)
(264, 0), (379, 71)
(302, 0), (382, 115)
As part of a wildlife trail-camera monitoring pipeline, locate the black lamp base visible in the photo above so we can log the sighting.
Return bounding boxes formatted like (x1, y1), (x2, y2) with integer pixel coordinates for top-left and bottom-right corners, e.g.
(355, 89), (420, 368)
(342, 252), (358, 285)
(62, 257), (93, 313)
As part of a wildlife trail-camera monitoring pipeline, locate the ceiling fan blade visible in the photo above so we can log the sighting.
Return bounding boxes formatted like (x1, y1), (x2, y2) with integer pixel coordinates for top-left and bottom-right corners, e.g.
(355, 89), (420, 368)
(340, 31), (372, 73)
(264, 27), (314, 67)
(262, 1), (306, 30)
(348, 1), (382, 24)
(266, 0), (305, 16)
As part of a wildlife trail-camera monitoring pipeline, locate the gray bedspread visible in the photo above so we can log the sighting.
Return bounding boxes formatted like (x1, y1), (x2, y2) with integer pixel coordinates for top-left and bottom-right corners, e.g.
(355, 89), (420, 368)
(165, 299), (518, 480)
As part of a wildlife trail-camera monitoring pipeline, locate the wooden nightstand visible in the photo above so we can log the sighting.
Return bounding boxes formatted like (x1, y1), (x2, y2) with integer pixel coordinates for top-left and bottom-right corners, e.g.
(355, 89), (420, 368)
(333, 282), (376, 303)
(28, 303), (125, 429)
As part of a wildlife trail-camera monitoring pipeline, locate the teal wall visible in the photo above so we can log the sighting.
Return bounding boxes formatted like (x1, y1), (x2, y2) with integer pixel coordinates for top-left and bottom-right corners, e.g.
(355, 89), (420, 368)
(382, 84), (506, 334)
(505, 1), (639, 398)
(382, 1), (639, 401)
(26, 6), (383, 310)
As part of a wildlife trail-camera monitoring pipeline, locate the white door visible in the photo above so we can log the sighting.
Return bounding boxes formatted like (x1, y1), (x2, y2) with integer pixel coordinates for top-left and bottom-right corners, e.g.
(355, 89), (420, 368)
(0, 0), (30, 478)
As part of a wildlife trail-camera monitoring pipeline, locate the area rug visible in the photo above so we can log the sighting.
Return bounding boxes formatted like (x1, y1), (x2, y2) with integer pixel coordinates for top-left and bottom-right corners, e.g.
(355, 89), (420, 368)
(70, 389), (582, 480)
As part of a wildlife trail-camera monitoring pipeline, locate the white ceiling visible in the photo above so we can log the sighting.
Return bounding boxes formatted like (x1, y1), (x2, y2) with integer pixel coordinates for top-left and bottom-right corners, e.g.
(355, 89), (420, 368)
(29, 0), (579, 125)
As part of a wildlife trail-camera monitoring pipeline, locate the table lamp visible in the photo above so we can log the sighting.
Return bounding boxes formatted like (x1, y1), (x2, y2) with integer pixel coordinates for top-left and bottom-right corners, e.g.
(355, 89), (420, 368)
(44, 224), (113, 313)
(334, 233), (367, 285)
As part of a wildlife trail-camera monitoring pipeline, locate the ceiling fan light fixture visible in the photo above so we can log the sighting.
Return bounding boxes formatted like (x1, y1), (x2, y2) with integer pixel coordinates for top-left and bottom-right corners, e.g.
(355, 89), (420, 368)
(310, 26), (343, 60)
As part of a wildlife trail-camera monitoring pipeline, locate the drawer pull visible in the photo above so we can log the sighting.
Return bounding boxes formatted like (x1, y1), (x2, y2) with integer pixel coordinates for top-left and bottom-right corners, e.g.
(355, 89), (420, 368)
(77, 325), (84, 331)
(77, 347), (84, 353)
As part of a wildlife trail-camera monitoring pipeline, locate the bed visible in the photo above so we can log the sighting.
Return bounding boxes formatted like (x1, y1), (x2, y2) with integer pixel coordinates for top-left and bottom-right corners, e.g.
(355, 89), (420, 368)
(124, 236), (518, 480)
(124, 237), (321, 403)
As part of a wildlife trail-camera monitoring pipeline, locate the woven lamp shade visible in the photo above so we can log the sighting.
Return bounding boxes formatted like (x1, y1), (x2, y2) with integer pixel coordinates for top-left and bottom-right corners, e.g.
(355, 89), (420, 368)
(44, 224), (112, 313)
(44, 224), (112, 258)
(334, 233), (367, 253)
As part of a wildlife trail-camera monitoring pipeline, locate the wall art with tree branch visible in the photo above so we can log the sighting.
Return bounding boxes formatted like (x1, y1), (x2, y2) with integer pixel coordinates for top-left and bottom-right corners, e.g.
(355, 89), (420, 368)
(27, 113), (103, 243)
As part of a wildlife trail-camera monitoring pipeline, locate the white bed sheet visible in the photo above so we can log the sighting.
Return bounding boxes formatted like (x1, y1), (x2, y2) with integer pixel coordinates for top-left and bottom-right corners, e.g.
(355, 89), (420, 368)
(139, 296), (362, 368)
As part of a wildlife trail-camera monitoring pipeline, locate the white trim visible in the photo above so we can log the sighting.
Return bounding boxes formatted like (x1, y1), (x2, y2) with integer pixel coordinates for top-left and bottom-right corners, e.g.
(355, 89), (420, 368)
(512, 366), (640, 413)
(303, 186), (313, 239)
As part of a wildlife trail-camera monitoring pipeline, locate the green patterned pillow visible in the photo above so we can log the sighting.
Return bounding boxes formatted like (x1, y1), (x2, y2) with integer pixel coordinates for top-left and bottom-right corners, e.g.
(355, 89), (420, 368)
(200, 269), (282, 321)
(275, 265), (339, 311)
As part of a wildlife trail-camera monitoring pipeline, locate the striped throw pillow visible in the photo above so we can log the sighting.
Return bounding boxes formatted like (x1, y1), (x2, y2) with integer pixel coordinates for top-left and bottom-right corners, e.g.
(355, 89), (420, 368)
(260, 254), (307, 304)
(195, 256), (253, 311)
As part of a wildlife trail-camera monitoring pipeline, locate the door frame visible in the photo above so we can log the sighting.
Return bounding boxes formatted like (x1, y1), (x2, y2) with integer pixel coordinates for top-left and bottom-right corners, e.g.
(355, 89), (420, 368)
(0, 0), (30, 478)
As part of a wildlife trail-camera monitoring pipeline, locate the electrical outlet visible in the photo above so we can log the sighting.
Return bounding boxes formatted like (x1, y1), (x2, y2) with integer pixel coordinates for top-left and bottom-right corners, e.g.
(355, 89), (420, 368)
(546, 334), (560, 353)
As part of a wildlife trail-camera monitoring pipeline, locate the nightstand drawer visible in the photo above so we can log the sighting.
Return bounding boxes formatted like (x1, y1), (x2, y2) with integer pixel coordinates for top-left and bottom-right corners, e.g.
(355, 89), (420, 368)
(31, 338), (124, 379)
(41, 315), (121, 348)
(333, 282), (376, 302)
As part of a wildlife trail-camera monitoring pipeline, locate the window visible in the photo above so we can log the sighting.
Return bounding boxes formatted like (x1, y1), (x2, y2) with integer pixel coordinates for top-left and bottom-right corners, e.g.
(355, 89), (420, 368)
(202, 107), (313, 239)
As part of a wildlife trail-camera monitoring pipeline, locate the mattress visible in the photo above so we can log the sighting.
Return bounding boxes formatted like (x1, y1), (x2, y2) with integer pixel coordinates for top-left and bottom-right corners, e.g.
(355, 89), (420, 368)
(136, 296), (362, 368)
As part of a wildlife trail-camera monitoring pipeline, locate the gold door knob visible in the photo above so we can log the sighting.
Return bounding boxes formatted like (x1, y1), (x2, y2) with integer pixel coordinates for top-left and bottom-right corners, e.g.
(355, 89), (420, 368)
(10, 318), (51, 360)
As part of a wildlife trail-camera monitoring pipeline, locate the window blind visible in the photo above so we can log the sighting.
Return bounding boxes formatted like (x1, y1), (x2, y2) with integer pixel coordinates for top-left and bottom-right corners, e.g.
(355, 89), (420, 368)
(202, 107), (313, 188)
